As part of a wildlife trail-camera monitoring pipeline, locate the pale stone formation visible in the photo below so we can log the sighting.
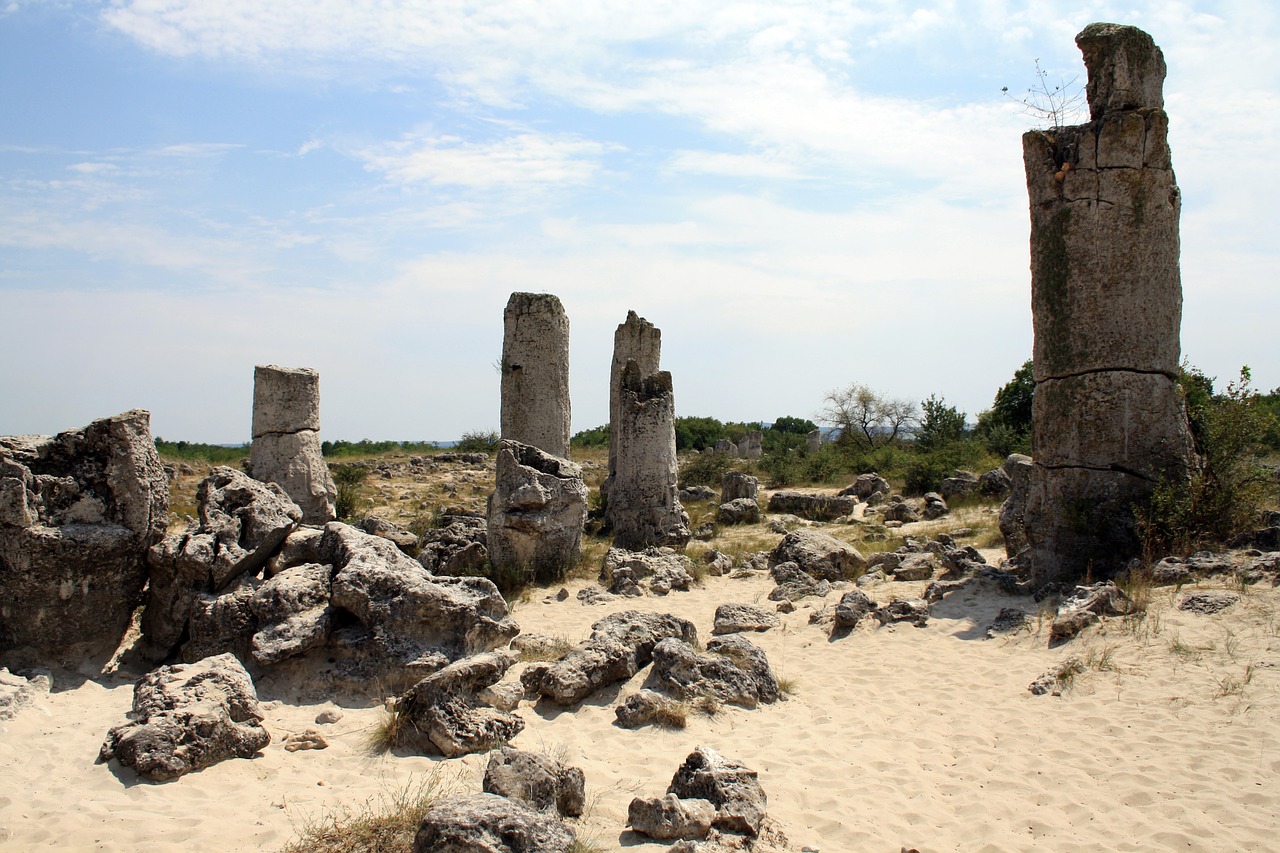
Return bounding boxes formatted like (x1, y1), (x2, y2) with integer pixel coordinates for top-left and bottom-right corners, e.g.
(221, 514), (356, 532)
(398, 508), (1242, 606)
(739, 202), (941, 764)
(0, 410), (168, 665)
(1022, 23), (1194, 585)
(500, 293), (571, 459)
(736, 430), (764, 459)
(487, 440), (587, 586)
(602, 310), (662, 523)
(250, 365), (336, 524)
(610, 361), (691, 551)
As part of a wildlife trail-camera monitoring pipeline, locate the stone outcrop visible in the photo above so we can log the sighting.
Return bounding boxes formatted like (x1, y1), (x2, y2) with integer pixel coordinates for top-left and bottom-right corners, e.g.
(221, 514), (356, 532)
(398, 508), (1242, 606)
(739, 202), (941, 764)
(1, 410), (168, 664)
(487, 441), (587, 586)
(500, 293), (571, 459)
(521, 610), (697, 706)
(603, 310), (662, 519)
(840, 473), (890, 501)
(766, 491), (856, 521)
(394, 650), (524, 757)
(712, 603), (779, 635)
(601, 547), (695, 596)
(142, 466), (301, 657)
(1022, 24), (1195, 585)
(417, 513), (488, 576)
(717, 498), (760, 526)
(721, 471), (759, 503)
(99, 653), (269, 781)
(668, 747), (767, 836)
(609, 362), (691, 550)
(769, 529), (866, 581)
(249, 365), (336, 524)
(651, 634), (779, 708)
(629, 793), (716, 841)
(483, 746), (586, 817)
(412, 793), (576, 853)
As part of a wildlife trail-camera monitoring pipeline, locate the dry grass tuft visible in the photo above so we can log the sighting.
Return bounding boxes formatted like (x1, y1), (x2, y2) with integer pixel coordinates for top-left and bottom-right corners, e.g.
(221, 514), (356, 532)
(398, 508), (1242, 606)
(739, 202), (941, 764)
(281, 770), (453, 853)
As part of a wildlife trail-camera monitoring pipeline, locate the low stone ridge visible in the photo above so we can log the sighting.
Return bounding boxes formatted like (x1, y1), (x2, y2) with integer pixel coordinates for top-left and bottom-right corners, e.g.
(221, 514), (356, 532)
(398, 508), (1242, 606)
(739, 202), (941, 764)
(412, 792), (576, 853)
(651, 634), (779, 708)
(769, 529), (866, 581)
(396, 651), (524, 758)
(712, 603), (780, 634)
(487, 440), (587, 587)
(717, 497), (760, 526)
(0, 666), (50, 720)
(840, 473), (890, 500)
(874, 598), (930, 627)
(1178, 592), (1240, 615)
(668, 746), (767, 836)
(357, 515), (418, 555)
(143, 466), (302, 658)
(1049, 582), (1132, 644)
(765, 491), (857, 521)
(986, 608), (1029, 638)
(99, 653), (269, 781)
(1, 409), (168, 664)
(483, 746), (586, 817)
(417, 514), (488, 576)
(521, 610), (698, 706)
(601, 547), (695, 596)
(629, 793), (716, 841)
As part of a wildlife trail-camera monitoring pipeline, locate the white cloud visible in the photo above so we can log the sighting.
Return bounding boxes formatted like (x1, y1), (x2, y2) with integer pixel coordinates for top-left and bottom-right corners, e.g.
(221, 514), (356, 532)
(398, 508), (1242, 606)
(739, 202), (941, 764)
(359, 132), (613, 191)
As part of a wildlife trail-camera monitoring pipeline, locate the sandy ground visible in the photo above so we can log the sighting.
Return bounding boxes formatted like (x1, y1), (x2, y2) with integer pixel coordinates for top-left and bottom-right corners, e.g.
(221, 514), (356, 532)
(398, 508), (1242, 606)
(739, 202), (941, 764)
(3, 553), (1279, 852)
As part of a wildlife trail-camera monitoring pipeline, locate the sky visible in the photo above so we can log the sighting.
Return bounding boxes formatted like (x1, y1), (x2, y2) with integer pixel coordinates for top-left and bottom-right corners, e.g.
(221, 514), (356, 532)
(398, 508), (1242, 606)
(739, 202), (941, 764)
(2, 1), (1278, 444)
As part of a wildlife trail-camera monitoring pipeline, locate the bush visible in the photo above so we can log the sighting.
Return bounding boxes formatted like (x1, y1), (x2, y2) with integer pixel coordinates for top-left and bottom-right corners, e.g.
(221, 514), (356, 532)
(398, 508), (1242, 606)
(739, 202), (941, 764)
(455, 429), (501, 454)
(154, 439), (250, 465)
(330, 463), (370, 521)
(570, 424), (610, 449)
(679, 451), (732, 488)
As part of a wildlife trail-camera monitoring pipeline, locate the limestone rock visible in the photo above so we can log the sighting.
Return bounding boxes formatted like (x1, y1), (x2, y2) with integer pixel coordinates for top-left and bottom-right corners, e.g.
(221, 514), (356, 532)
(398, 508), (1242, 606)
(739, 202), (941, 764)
(417, 515), (488, 576)
(720, 471), (759, 503)
(769, 529), (866, 581)
(521, 610), (697, 706)
(881, 496), (923, 524)
(939, 472), (979, 500)
(99, 653), (269, 781)
(736, 431), (764, 460)
(833, 589), (875, 629)
(357, 515), (418, 555)
(766, 491), (856, 521)
(712, 604), (779, 635)
(602, 547), (695, 596)
(487, 441), (587, 586)
(483, 746), (586, 817)
(412, 793), (576, 853)
(0, 666), (50, 720)
(0, 410), (168, 664)
(668, 747), (767, 836)
(248, 562), (333, 666)
(250, 365), (336, 524)
(615, 689), (681, 729)
(999, 454), (1034, 558)
(629, 793), (715, 841)
(1049, 582), (1131, 643)
(500, 293), (571, 459)
(717, 498), (760, 526)
(874, 598), (930, 627)
(396, 651), (524, 758)
(766, 562), (830, 602)
(840, 473), (890, 500)
(922, 492), (948, 520)
(892, 553), (939, 582)
(651, 635), (779, 708)
(604, 311), (662, 519)
(181, 575), (260, 663)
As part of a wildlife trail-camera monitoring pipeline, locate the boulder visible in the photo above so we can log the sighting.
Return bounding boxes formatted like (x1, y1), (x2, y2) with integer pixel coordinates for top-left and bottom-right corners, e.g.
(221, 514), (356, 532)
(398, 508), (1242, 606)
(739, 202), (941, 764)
(769, 529), (866, 581)
(998, 454), (1034, 557)
(601, 547), (695, 597)
(922, 492), (948, 520)
(766, 561), (830, 602)
(0, 410), (168, 664)
(702, 549), (735, 577)
(417, 515), (488, 577)
(720, 471), (759, 503)
(1049, 582), (1132, 643)
(668, 747), (767, 836)
(181, 576), (260, 663)
(357, 515), (419, 555)
(874, 598), (930, 627)
(412, 793), (575, 853)
(628, 793), (715, 841)
(711, 604), (779, 635)
(99, 653), (269, 781)
(248, 562), (333, 665)
(483, 746), (586, 817)
(717, 498), (760, 526)
(765, 491), (857, 521)
(0, 666), (50, 720)
(678, 485), (717, 503)
(938, 472), (979, 500)
(978, 466), (1012, 498)
(833, 589), (875, 629)
(651, 634), (779, 708)
(487, 441), (587, 586)
(614, 689), (681, 729)
(892, 553), (939, 582)
(840, 473), (890, 500)
(521, 610), (698, 706)
(881, 496), (923, 523)
(395, 651), (524, 758)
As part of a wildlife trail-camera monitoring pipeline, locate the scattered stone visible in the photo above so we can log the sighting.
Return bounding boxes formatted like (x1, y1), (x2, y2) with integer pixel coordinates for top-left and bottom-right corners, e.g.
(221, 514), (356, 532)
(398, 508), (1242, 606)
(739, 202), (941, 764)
(487, 441), (587, 586)
(651, 634), (779, 708)
(717, 498), (760, 526)
(249, 365), (337, 524)
(766, 561), (830, 602)
(1178, 592), (1240, 615)
(766, 492), (857, 521)
(891, 553), (939, 582)
(874, 599), (930, 627)
(833, 589), (875, 629)
(703, 549), (735, 577)
(483, 746), (586, 818)
(315, 705), (343, 724)
(769, 529), (866, 581)
(417, 515), (488, 577)
(602, 547), (696, 597)
(629, 793), (716, 841)
(668, 747), (767, 836)
(841, 474), (890, 501)
(284, 728), (329, 752)
(99, 653), (270, 781)
(412, 793), (575, 853)
(712, 604), (780, 634)
(881, 497), (923, 524)
(1049, 582), (1132, 644)
(576, 585), (616, 606)
(938, 472), (979, 500)
(395, 651), (524, 758)
(774, 600), (795, 614)
(679, 485), (717, 503)
(500, 292), (572, 459)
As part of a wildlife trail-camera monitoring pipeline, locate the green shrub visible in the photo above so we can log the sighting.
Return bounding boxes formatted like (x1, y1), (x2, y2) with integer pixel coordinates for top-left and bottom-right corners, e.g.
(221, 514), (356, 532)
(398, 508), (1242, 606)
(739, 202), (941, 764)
(679, 451), (733, 488)
(455, 430), (501, 454)
(330, 463), (370, 521)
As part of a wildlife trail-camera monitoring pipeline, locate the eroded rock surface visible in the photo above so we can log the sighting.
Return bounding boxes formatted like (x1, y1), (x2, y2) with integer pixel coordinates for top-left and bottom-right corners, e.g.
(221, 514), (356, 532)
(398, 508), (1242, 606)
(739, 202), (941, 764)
(250, 365), (336, 524)
(412, 793), (576, 853)
(483, 746), (586, 817)
(487, 441), (586, 587)
(395, 651), (524, 758)
(500, 293), (571, 459)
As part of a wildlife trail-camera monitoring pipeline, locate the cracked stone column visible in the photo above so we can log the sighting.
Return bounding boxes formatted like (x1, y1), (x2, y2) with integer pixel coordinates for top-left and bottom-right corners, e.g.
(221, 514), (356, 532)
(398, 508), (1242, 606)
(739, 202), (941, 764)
(250, 365), (337, 524)
(1022, 23), (1194, 585)
(611, 360), (691, 551)
(500, 293), (571, 459)
(601, 310), (662, 526)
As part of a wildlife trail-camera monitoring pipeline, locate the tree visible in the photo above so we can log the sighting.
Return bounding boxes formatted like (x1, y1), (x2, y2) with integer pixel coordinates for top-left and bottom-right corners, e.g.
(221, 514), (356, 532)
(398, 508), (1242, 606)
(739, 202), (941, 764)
(673, 416), (726, 452)
(975, 359), (1034, 455)
(916, 394), (967, 450)
(769, 416), (818, 435)
(819, 384), (917, 450)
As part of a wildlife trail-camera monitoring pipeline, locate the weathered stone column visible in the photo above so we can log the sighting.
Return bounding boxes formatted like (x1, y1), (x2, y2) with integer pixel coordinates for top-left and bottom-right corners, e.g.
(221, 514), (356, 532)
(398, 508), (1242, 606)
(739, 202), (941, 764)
(500, 293), (571, 459)
(487, 440), (587, 587)
(611, 360), (691, 551)
(1022, 23), (1194, 585)
(250, 365), (337, 524)
(601, 310), (662, 525)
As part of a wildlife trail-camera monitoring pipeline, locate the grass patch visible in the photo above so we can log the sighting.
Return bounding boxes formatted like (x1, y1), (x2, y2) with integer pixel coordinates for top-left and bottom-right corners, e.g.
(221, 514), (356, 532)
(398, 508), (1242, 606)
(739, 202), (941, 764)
(281, 770), (453, 853)
(776, 675), (798, 697)
(516, 635), (575, 663)
(1215, 664), (1256, 699)
(363, 701), (408, 755)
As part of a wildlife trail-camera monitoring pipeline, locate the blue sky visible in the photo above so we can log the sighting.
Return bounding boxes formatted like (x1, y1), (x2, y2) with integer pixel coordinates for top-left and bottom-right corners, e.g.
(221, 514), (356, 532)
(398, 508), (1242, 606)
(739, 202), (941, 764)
(3, 1), (1278, 443)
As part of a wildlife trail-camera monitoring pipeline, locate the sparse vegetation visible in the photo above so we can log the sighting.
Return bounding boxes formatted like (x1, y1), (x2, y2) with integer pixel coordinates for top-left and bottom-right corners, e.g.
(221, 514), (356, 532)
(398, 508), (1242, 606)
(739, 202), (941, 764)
(281, 769), (453, 853)
(331, 463), (371, 521)
(454, 429), (501, 454)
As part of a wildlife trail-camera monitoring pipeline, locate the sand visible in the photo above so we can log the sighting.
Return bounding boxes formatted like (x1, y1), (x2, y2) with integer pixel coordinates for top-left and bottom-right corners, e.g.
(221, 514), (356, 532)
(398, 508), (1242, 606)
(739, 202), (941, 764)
(3, 552), (1279, 852)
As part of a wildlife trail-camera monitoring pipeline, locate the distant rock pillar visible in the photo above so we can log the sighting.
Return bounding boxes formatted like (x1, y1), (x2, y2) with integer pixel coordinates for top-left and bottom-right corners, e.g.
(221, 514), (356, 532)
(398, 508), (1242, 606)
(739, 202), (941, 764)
(602, 311), (662, 525)
(736, 430), (763, 460)
(611, 361), (691, 551)
(250, 365), (337, 524)
(1022, 23), (1194, 585)
(500, 293), (571, 459)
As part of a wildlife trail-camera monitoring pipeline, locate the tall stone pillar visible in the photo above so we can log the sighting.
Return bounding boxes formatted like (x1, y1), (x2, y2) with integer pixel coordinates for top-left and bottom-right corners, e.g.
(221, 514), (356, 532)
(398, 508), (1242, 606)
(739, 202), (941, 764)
(611, 360), (691, 551)
(487, 440), (587, 587)
(1022, 23), (1194, 585)
(250, 365), (337, 524)
(500, 293), (571, 459)
(602, 310), (662, 524)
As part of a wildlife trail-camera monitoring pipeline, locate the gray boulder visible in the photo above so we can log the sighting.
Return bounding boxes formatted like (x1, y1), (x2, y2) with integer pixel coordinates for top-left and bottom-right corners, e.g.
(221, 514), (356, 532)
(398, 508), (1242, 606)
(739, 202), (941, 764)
(892, 553), (939, 582)
(651, 635), (779, 708)
(396, 651), (524, 758)
(668, 747), (767, 836)
(833, 589), (875, 629)
(483, 746), (585, 817)
(874, 598), (930, 627)
(413, 793), (575, 853)
(938, 472), (979, 500)
(766, 491), (857, 521)
(601, 547), (695, 597)
(628, 793), (715, 841)
(712, 603), (779, 635)
(922, 492), (949, 520)
(716, 498), (760, 526)
(769, 529), (866, 581)
(1049, 582), (1132, 643)
(840, 473), (890, 500)
(766, 561), (830, 602)
(881, 496), (923, 524)
(417, 515), (488, 576)
(487, 441), (587, 586)
(248, 562), (333, 666)
(521, 610), (698, 706)
(720, 471), (759, 502)
(1, 410), (168, 664)
(99, 653), (269, 781)
(357, 515), (419, 555)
